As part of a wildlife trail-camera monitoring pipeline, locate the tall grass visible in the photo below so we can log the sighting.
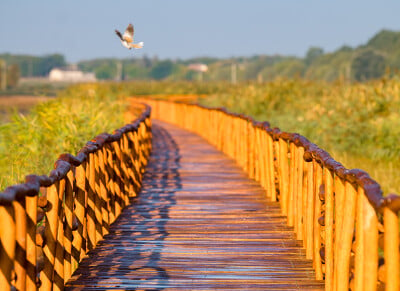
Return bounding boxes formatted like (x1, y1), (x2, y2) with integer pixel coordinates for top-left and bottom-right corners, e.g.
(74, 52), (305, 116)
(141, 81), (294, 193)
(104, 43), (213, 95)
(89, 79), (400, 194)
(0, 84), (128, 190)
(0, 81), (225, 190)
(0, 96), (51, 123)
(1, 79), (399, 194)
(199, 78), (400, 194)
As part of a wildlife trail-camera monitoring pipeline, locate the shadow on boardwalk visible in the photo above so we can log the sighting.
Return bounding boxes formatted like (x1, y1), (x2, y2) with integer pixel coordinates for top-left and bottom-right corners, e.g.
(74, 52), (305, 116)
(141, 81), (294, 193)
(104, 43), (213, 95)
(66, 121), (324, 290)
(66, 124), (181, 290)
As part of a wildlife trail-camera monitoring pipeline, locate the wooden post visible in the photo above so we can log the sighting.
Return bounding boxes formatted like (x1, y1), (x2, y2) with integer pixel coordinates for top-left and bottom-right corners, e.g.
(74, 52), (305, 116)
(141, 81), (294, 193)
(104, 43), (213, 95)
(288, 143), (296, 227)
(354, 187), (365, 291)
(301, 158), (308, 245)
(72, 163), (87, 272)
(53, 193), (65, 291)
(121, 133), (134, 198)
(334, 175), (345, 284)
(305, 160), (314, 260)
(111, 141), (123, 217)
(105, 145), (117, 224)
(278, 138), (289, 215)
(324, 169), (334, 291)
(128, 131), (140, 193)
(259, 131), (267, 192)
(383, 206), (400, 291)
(296, 146), (304, 240)
(63, 170), (74, 282)
(25, 195), (37, 290)
(99, 147), (110, 236)
(267, 132), (275, 200)
(119, 136), (130, 206)
(254, 128), (261, 183)
(14, 198), (27, 291)
(93, 152), (104, 245)
(235, 118), (240, 166)
(86, 153), (97, 250)
(272, 139), (280, 202)
(362, 192), (378, 291)
(336, 182), (357, 291)
(313, 162), (323, 280)
(293, 145), (300, 232)
(248, 123), (255, 179)
(41, 182), (62, 290)
(52, 179), (67, 290)
(0, 205), (16, 291)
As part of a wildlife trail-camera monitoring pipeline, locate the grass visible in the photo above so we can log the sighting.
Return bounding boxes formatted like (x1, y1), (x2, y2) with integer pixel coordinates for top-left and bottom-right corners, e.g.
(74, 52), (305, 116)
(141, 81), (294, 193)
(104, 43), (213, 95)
(198, 78), (400, 194)
(1, 79), (399, 195)
(0, 83), (128, 190)
(0, 80), (225, 190)
(0, 95), (51, 123)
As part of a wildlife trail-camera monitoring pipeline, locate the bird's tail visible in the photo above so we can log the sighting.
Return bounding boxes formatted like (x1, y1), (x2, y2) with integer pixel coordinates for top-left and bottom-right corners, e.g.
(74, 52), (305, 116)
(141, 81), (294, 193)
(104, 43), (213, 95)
(133, 42), (144, 49)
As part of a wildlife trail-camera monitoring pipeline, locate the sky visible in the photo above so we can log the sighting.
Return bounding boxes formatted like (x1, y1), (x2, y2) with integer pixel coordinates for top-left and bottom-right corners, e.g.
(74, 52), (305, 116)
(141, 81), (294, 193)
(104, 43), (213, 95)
(1, 1), (400, 63)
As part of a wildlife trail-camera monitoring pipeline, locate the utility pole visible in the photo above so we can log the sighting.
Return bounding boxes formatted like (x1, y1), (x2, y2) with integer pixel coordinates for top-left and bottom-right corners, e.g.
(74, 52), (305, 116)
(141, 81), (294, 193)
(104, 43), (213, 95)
(346, 63), (351, 82)
(231, 63), (237, 84)
(29, 60), (33, 77)
(257, 72), (263, 84)
(116, 61), (122, 81)
(1, 60), (6, 90)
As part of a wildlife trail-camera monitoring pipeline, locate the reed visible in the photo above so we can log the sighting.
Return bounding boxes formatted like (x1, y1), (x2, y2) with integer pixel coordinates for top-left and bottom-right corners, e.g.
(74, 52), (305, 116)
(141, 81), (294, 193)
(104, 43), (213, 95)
(0, 84), (128, 190)
(199, 78), (400, 193)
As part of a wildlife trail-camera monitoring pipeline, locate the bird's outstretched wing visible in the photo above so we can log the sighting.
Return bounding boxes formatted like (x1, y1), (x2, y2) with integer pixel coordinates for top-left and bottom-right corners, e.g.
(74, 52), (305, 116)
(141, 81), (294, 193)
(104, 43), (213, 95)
(115, 29), (123, 41)
(123, 23), (134, 43)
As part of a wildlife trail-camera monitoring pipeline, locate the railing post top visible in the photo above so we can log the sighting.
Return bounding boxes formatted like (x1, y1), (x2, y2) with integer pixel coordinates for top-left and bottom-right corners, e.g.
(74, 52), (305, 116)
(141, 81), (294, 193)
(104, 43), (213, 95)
(0, 102), (152, 205)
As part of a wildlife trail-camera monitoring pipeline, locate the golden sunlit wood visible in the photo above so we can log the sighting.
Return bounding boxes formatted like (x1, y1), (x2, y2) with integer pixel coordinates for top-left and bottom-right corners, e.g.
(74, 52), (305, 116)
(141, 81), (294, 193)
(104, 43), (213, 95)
(0, 98), (398, 289)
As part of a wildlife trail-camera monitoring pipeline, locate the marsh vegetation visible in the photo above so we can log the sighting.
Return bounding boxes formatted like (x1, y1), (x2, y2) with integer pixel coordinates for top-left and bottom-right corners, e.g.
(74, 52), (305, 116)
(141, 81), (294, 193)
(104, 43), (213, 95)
(1, 79), (399, 195)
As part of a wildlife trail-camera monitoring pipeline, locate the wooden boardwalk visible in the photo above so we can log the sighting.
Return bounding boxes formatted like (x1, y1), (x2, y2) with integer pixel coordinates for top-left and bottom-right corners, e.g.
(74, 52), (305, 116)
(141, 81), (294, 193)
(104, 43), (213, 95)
(65, 120), (324, 290)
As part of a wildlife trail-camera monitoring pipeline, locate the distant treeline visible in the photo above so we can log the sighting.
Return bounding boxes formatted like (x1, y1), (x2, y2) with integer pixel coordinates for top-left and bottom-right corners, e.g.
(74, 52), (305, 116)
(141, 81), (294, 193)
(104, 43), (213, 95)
(0, 54), (66, 78)
(2, 29), (400, 83)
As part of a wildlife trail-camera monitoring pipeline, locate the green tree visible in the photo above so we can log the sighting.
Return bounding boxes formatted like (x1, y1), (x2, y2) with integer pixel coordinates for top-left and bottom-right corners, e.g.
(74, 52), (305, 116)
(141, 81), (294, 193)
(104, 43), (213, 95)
(305, 47), (324, 66)
(142, 55), (152, 68)
(123, 64), (150, 80)
(95, 64), (115, 79)
(351, 50), (386, 81)
(150, 60), (175, 80)
(366, 30), (400, 54)
(37, 54), (66, 76)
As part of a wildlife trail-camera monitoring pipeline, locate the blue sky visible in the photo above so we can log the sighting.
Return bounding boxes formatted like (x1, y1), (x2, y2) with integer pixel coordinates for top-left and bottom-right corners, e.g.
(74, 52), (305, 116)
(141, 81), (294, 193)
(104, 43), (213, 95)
(1, 1), (400, 62)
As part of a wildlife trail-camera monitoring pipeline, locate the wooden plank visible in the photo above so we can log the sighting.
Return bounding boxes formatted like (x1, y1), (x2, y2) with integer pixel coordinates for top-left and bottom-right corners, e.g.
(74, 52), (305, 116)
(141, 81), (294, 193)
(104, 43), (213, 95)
(66, 120), (324, 290)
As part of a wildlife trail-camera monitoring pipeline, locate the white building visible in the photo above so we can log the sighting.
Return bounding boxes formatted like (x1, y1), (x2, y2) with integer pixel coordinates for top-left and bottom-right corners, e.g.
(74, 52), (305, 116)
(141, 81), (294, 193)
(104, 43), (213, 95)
(187, 63), (208, 81)
(187, 63), (208, 72)
(49, 67), (97, 82)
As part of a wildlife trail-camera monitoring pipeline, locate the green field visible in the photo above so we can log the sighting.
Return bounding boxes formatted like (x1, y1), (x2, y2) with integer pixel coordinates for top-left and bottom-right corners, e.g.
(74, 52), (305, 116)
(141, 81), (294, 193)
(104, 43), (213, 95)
(1, 80), (399, 195)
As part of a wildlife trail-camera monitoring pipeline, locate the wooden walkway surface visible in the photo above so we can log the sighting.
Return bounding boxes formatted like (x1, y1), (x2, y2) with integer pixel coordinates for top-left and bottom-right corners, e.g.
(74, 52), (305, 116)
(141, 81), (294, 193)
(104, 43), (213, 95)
(66, 120), (324, 290)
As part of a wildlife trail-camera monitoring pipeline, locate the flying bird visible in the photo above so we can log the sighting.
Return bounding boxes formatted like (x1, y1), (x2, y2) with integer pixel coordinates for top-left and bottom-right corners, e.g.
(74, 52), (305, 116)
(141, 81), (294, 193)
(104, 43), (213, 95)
(115, 24), (144, 50)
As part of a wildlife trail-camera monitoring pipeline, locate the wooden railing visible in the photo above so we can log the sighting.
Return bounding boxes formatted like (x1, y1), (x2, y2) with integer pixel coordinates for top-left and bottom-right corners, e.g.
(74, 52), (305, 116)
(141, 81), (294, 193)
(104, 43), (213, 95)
(0, 104), (152, 291)
(1, 95), (399, 290)
(140, 98), (400, 291)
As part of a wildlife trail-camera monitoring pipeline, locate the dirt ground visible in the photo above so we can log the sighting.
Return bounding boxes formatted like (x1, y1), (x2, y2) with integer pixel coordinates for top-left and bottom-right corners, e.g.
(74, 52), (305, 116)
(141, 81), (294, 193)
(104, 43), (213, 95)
(0, 95), (51, 123)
